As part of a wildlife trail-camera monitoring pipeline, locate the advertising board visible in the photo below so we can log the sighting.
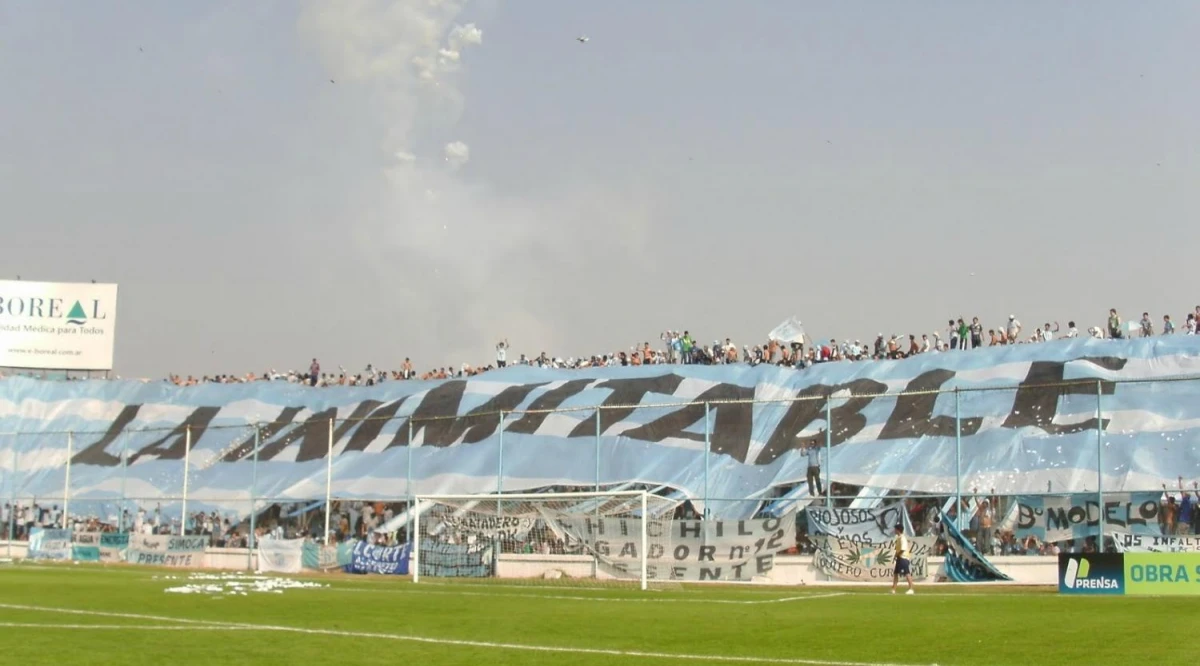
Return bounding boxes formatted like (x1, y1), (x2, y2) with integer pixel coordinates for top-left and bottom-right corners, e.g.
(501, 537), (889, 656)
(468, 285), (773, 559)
(0, 280), (118, 370)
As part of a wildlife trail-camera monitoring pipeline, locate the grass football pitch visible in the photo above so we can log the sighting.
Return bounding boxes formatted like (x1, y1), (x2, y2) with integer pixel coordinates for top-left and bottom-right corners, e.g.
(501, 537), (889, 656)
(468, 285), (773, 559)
(0, 563), (1181, 666)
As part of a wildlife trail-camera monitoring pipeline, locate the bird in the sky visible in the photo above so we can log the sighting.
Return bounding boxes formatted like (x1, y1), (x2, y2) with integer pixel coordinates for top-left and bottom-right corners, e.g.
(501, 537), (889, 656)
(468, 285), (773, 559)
(577, 36), (589, 43)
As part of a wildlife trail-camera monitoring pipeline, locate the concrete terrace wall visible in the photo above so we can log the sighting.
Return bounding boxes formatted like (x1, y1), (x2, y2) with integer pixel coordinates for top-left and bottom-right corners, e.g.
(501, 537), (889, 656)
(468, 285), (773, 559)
(0, 542), (1059, 586)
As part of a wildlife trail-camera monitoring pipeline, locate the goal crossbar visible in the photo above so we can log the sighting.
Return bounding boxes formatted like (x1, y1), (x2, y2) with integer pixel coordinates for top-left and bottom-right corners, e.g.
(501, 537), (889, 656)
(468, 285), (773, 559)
(414, 490), (651, 502)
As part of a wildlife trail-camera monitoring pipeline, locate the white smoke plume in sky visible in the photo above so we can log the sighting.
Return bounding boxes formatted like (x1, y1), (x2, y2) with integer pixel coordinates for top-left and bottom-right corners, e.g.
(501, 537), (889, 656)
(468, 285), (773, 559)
(443, 140), (470, 168)
(297, 0), (653, 368)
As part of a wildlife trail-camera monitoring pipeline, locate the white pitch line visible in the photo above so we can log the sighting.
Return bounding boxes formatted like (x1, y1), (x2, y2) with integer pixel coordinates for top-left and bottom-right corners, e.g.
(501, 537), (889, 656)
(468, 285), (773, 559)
(0, 622), (258, 631)
(841, 591), (1056, 599)
(0, 603), (229, 627)
(0, 602), (934, 666)
(416, 580), (803, 595)
(326, 585), (845, 605)
(755, 593), (848, 603)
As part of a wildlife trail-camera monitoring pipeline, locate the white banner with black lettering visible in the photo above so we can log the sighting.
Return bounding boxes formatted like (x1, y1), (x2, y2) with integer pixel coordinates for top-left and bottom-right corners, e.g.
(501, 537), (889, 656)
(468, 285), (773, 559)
(552, 512), (795, 582)
(813, 534), (936, 581)
(126, 535), (208, 568)
(257, 538), (304, 574)
(1112, 531), (1200, 553)
(806, 501), (915, 541)
(1012, 493), (1161, 543)
(438, 515), (534, 540)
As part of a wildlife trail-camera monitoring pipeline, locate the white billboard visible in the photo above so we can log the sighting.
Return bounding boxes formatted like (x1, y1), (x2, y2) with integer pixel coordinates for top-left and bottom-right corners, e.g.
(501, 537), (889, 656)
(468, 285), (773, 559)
(0, 280), (119, 371)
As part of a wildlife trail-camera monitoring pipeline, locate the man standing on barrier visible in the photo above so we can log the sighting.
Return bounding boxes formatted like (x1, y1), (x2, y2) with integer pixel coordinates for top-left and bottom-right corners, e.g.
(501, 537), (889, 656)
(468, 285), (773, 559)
(805, 441), (824, 500)
(891, 524), (914, 595)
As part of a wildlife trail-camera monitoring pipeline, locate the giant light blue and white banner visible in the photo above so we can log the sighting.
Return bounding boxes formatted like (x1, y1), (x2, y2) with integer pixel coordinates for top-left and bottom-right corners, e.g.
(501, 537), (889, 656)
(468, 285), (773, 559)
(2, 338), (1200, 518)
(1013, 493), (1163, 542)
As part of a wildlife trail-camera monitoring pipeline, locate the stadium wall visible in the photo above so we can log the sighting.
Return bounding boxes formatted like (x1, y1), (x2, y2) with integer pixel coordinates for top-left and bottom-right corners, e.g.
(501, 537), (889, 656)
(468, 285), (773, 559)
(0, 541), (1060, 584)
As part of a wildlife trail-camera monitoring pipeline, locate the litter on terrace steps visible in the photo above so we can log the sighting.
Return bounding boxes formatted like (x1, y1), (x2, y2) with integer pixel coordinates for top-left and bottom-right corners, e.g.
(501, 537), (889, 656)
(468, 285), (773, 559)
(157, 572), (328, 596)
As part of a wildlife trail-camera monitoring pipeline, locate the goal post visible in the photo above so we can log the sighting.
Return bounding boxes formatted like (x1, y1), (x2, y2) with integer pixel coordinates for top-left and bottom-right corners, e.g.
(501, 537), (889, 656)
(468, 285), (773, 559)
(412, 490), (674, 590)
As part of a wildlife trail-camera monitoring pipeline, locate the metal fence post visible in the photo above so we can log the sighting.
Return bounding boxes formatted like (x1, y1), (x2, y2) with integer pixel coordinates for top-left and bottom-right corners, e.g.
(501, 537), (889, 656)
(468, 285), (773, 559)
(406, 417), (414, 494)
(118, 435), (128, 533)
(180, 425), (191, 536)
(497, 412), (506, 527)
(63, 431), (73, 530)
(595, 409), (602, 492)
(406, 418), (414, 543)
(249, 425), (260, 569)
(7, 441), (16, 558)
(824, 396), (833, 506)
(323, 418), (333, 543)
(703, 402), (711, 516)
(497, 412), (506, 495)
(1096, 380), (1105, 551)
(954, 388), (962, 530)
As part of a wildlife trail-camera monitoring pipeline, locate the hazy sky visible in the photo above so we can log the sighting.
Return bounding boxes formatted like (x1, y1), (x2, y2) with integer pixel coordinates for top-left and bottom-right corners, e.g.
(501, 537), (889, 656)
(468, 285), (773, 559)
(2, 1), (1198, 378)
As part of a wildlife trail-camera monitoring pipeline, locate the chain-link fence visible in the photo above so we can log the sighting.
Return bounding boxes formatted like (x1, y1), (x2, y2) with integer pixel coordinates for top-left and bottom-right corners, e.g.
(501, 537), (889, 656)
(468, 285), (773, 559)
(2, 378), (1197, 559)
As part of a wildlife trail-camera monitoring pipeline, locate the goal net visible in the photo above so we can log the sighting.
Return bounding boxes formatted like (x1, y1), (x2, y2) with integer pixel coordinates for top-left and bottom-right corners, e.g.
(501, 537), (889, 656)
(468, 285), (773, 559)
(412, 491), (681, 590)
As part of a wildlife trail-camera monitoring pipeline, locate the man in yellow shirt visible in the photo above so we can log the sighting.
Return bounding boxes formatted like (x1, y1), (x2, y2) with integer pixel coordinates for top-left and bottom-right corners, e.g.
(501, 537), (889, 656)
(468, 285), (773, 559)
(891, 524), (914, 595)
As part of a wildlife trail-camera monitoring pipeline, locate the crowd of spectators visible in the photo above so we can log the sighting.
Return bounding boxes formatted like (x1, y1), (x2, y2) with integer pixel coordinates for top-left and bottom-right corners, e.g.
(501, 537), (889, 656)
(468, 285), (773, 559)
(2, 308), (1198, 387)
(142, 306), (1200, 388)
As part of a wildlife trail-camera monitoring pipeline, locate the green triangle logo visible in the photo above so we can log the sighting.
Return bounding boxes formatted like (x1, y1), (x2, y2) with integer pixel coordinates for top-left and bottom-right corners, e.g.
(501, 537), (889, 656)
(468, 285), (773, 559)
(66, 301), (87, 324)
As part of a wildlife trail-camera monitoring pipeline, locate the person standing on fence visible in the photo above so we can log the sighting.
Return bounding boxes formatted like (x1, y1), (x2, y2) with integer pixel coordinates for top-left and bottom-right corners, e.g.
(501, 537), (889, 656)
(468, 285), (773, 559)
(976, 497), (995, 555)
(891, 524), (914, 595)
(805, 442), (824, 499)
(1107, 310), (1124, 339)
(496, 340), (508, 368)
(1176, 477), (1193, 536)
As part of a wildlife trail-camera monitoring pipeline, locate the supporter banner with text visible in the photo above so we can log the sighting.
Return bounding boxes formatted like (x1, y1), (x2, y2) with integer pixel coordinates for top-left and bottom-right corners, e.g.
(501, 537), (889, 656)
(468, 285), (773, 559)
(126, 535), (208, 567)
(1014, 493), (1162, 542)
(72, 531), (101, 562)
(257, 538), (304, 574)
(99, 532), (130, 562)
(345, 541), (410, 575)
(418, 541), (491, 578)
(27, 528), (72, 561)
(1112, 531), (1200, 553)
(553, 513), (796, 582)
(808, 501), (930, 581)
(302, 542), (347, 570)
(807, 501), (915, 542)
(813, 534), (936, 581)
(438, 515), (535, 540)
